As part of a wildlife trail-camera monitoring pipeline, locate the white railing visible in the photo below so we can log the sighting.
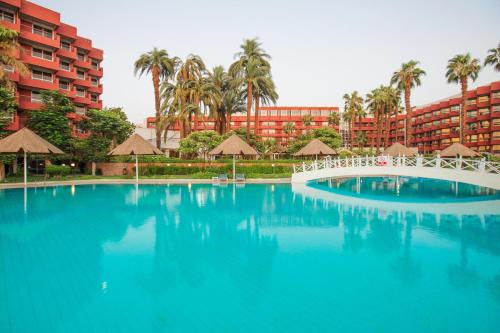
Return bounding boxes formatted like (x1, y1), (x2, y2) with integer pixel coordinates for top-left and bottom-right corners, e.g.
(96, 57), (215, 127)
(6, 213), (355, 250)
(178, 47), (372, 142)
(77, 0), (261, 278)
(293, 155), (500, 175)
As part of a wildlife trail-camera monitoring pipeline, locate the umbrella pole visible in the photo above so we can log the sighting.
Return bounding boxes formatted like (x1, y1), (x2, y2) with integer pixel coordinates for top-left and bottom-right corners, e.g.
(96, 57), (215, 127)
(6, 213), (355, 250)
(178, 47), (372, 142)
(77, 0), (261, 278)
(24, 151), (27, 187)
(135, 154), (139, 183)
(233, 155), (236, 180)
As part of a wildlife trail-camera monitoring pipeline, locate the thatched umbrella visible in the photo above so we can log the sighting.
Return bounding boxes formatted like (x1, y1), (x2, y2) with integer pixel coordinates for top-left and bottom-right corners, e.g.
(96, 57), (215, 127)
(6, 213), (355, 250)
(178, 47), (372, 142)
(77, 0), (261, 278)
(440, 143), (480, 158)
(209, 134), (258, 179)
(383, 142), (416, 157)
(108, 134), (163, 182)
(0, 128), (64, 185)
(294, 139), (336, 159)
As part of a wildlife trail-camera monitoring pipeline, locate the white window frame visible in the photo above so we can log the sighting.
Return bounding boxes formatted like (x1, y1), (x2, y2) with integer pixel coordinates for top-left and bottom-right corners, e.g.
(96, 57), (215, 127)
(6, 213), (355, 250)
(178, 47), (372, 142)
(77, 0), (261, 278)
(32, 47), (52, 61)
(59, 81), (70, 91)
(0, 8), (15, 23)
(32, 69), (53, 82)
(31, 91), (42, 103)
(32, 24), (53, 39)
(76, 87), (86, 97)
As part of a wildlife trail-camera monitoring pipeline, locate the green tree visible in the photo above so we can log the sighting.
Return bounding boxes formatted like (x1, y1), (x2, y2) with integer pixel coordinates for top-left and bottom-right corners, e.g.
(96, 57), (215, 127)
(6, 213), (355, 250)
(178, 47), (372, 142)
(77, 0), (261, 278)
(179, 130), (222, 160)
(445, 53), (481, 144)
(0, 26), (28, 88)
(327, 112), (340, 127)
(134, 48), (179, 148)
(28, 91), (73, 149)
(391, 60), (426, 146)
(484, 43), (500, 72)
(301, 114), (313, 134)
(342, 91), (364, 149)
(288, 127), (341, 154)
(283, 122), (296, 135)
(80, 107), (134, 147)
(0, 85), (17, 137)
(229, 38), (271, 141)
(355, 130), (368, 148)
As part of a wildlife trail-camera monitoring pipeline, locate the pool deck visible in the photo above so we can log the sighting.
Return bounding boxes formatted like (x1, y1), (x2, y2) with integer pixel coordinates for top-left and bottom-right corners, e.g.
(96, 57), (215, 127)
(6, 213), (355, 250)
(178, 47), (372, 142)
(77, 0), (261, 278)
(0, 178), (292, 189)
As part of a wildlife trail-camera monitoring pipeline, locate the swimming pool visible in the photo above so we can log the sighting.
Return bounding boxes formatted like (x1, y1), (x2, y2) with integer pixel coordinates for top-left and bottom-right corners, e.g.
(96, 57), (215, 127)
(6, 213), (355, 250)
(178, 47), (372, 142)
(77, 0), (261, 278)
(1, 183), (499, 332)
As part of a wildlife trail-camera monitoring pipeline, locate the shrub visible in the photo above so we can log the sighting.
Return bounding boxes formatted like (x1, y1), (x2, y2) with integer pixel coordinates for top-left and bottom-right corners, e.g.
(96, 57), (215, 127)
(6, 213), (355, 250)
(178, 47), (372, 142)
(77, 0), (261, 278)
(46, 165), (71, 177)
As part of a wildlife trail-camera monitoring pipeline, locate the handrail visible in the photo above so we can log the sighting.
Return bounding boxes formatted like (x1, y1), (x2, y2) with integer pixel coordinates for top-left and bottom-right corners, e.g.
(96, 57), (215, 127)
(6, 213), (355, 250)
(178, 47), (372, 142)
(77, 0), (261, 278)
(293, 155), (500, 175)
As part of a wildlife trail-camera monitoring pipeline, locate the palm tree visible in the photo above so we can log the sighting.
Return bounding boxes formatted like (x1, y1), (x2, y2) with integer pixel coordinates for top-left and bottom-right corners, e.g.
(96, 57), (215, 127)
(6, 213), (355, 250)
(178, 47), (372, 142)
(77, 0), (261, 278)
(484, 43), (500, 72)
(253, 76), (278, 138)
(390, 60), (426, 147)
(343, 91), (364, 149)
(0, 26), (28, 88)
(301, 114), (313, 134)
(381, 86), (402, 147)
(134, 48), (179, 148)
(229, 38), (271, 141)
(283, 122), (296, 136)
(328, 112), (340, 127)
(445, 54), (481, 144)
(355, 131), (368, 148)
(366, 87), (386, 153)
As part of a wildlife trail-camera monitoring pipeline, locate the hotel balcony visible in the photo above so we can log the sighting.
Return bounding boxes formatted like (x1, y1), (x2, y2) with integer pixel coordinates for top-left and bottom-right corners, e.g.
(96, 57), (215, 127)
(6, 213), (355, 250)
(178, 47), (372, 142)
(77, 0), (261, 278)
(56, 69), (77, 80)
(18, 95), (42, 111)
(56, 48), (77, 60)
(18, 76), (58, 91)
(72, 95), (91, 105)
(21, 53), (59, 71)
(88, 84), (103, 94)
(88, 67), (103, 78)
(74, 59), (91, 70)
(59, 89), (76, 98)
(0, 18), (20, 32)
(20, 24), (60, 49)
(74, 78), (92, 88)
(88, 100), (103, 109)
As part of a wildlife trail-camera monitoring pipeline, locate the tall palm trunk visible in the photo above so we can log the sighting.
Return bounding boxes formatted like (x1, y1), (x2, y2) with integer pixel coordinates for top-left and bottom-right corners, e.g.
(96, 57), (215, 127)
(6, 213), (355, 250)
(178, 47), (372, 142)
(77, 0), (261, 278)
(385, 109), (391, 148)
(246, 81), (253, 141)
(152, 66), (161, 149)
(254, 96), (260, 139)
(404, 83), (412, 147)
(376, 110), (382, 154)
(350, 117), (355, 149)
(459, 77), (468, 145)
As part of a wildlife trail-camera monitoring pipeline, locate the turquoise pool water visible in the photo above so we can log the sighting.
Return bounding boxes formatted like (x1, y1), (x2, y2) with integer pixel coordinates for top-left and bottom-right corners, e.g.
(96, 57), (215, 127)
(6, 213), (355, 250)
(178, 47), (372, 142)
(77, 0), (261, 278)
(312, 177), (500, 202)
(0, 183), (499, 333)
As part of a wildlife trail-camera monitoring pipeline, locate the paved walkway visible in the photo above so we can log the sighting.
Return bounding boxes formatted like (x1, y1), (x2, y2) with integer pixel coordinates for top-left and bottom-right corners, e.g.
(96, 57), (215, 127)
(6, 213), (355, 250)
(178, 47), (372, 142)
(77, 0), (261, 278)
(0, 178), (291, 189)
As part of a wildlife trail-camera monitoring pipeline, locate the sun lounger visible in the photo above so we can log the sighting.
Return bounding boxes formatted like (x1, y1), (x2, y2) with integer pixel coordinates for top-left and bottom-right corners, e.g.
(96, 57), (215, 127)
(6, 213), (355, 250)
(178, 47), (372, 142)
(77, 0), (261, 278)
(218, 174), (228, 182)
(235, 174), (245, 182)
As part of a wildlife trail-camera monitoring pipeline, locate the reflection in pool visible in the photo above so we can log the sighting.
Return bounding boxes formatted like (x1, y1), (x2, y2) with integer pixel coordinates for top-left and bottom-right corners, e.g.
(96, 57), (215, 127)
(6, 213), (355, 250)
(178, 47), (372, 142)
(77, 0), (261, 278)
(0, 184), (499, 333)
(312, 176), (500, 202)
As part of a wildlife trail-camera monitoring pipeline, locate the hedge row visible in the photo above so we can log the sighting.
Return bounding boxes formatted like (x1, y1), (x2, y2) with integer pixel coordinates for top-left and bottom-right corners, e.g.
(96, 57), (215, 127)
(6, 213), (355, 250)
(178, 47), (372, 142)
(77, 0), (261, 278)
(141, 164), (292, 176)
(46, 165), (71, 176)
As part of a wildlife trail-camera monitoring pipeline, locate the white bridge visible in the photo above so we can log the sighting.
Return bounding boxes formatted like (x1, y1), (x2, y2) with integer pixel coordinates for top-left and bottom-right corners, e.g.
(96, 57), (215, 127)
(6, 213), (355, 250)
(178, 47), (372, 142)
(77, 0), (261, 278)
(292, 155), (500, 190)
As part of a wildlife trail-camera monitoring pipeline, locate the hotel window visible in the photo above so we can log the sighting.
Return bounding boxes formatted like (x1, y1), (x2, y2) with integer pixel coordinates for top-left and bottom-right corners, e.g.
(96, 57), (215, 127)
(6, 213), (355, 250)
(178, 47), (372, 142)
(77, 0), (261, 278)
(493, 105), (500, 112)
(433, 111), (440, 117)
(59, 60), (70, 71)
(451, 105), (460, 112)
(59, 81), (70, 91)
(442, 128), (450, 135)
(468, 123), (477, 131)
(32, 47), (52, 61)
(291, 110), (301, 116)
(262, 129), (276, 134)
(466, 99), (476, 106)
(493, 132), (500, 139)
(480, 121), (490, 128)
(31, 91), (42, 103)
(441, 108), (450, 114)
(468, 135), (478, 143)
(75, 106), (86, 115)
(311, 110), (321, 116)
(321, 110), (331, 116)
(33, 24), (53, 38)
(451, 137), (460, 143)
(492, 91), (500, 99)
(0, 9), (15, 23)
(478, 95), (489, 103)
(451, 116), (459, 123)
(433, 120), (440, 126)
(60, 41), (71, 51)
(77, 52), (86, 61)
(260, 110), (268, 116)
(269, 109), (278, 116)
(91, 59), (99, 70)
(91, 77), (99, 86)
(425, 112), (432, 118)
(32, 69), (52, 82)
(77, 70), (85, 80)
(279, 110), (290, 117)
(467, 110), (477, 118)
(442, 139), (451, 145)
(322, 122), (329, 126)
(479, 108), (490, 116)
(493, 118), (500, 126)
(441, 118), (450, 125)
(76, 86), (86, 97)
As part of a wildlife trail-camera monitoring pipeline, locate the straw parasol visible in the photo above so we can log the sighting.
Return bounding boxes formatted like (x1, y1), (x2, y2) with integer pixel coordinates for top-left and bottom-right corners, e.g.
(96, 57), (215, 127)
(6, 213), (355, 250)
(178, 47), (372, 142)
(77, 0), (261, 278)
(440, 143), (480, 158)
(0, 128), (64, 185)
(108, 134), (163, 182)
(293, 139), (336, 159)
(382, 142), (416, 157)
(209, 134), (258, 179)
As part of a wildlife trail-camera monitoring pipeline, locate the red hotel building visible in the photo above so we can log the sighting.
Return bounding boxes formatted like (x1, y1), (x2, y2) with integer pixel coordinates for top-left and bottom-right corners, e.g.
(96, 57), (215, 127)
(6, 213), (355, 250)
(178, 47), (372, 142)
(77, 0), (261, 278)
(350, 81), (500, 154)
(146, 106), (340, 142)
(0, 0), (103, 136)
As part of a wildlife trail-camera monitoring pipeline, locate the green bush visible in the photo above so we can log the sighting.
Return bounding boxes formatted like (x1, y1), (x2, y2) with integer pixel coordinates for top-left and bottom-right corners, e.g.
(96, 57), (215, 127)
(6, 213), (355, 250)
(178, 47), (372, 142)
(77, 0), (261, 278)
(141, 164), (293, 176)
(46, 165), (71, 177)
